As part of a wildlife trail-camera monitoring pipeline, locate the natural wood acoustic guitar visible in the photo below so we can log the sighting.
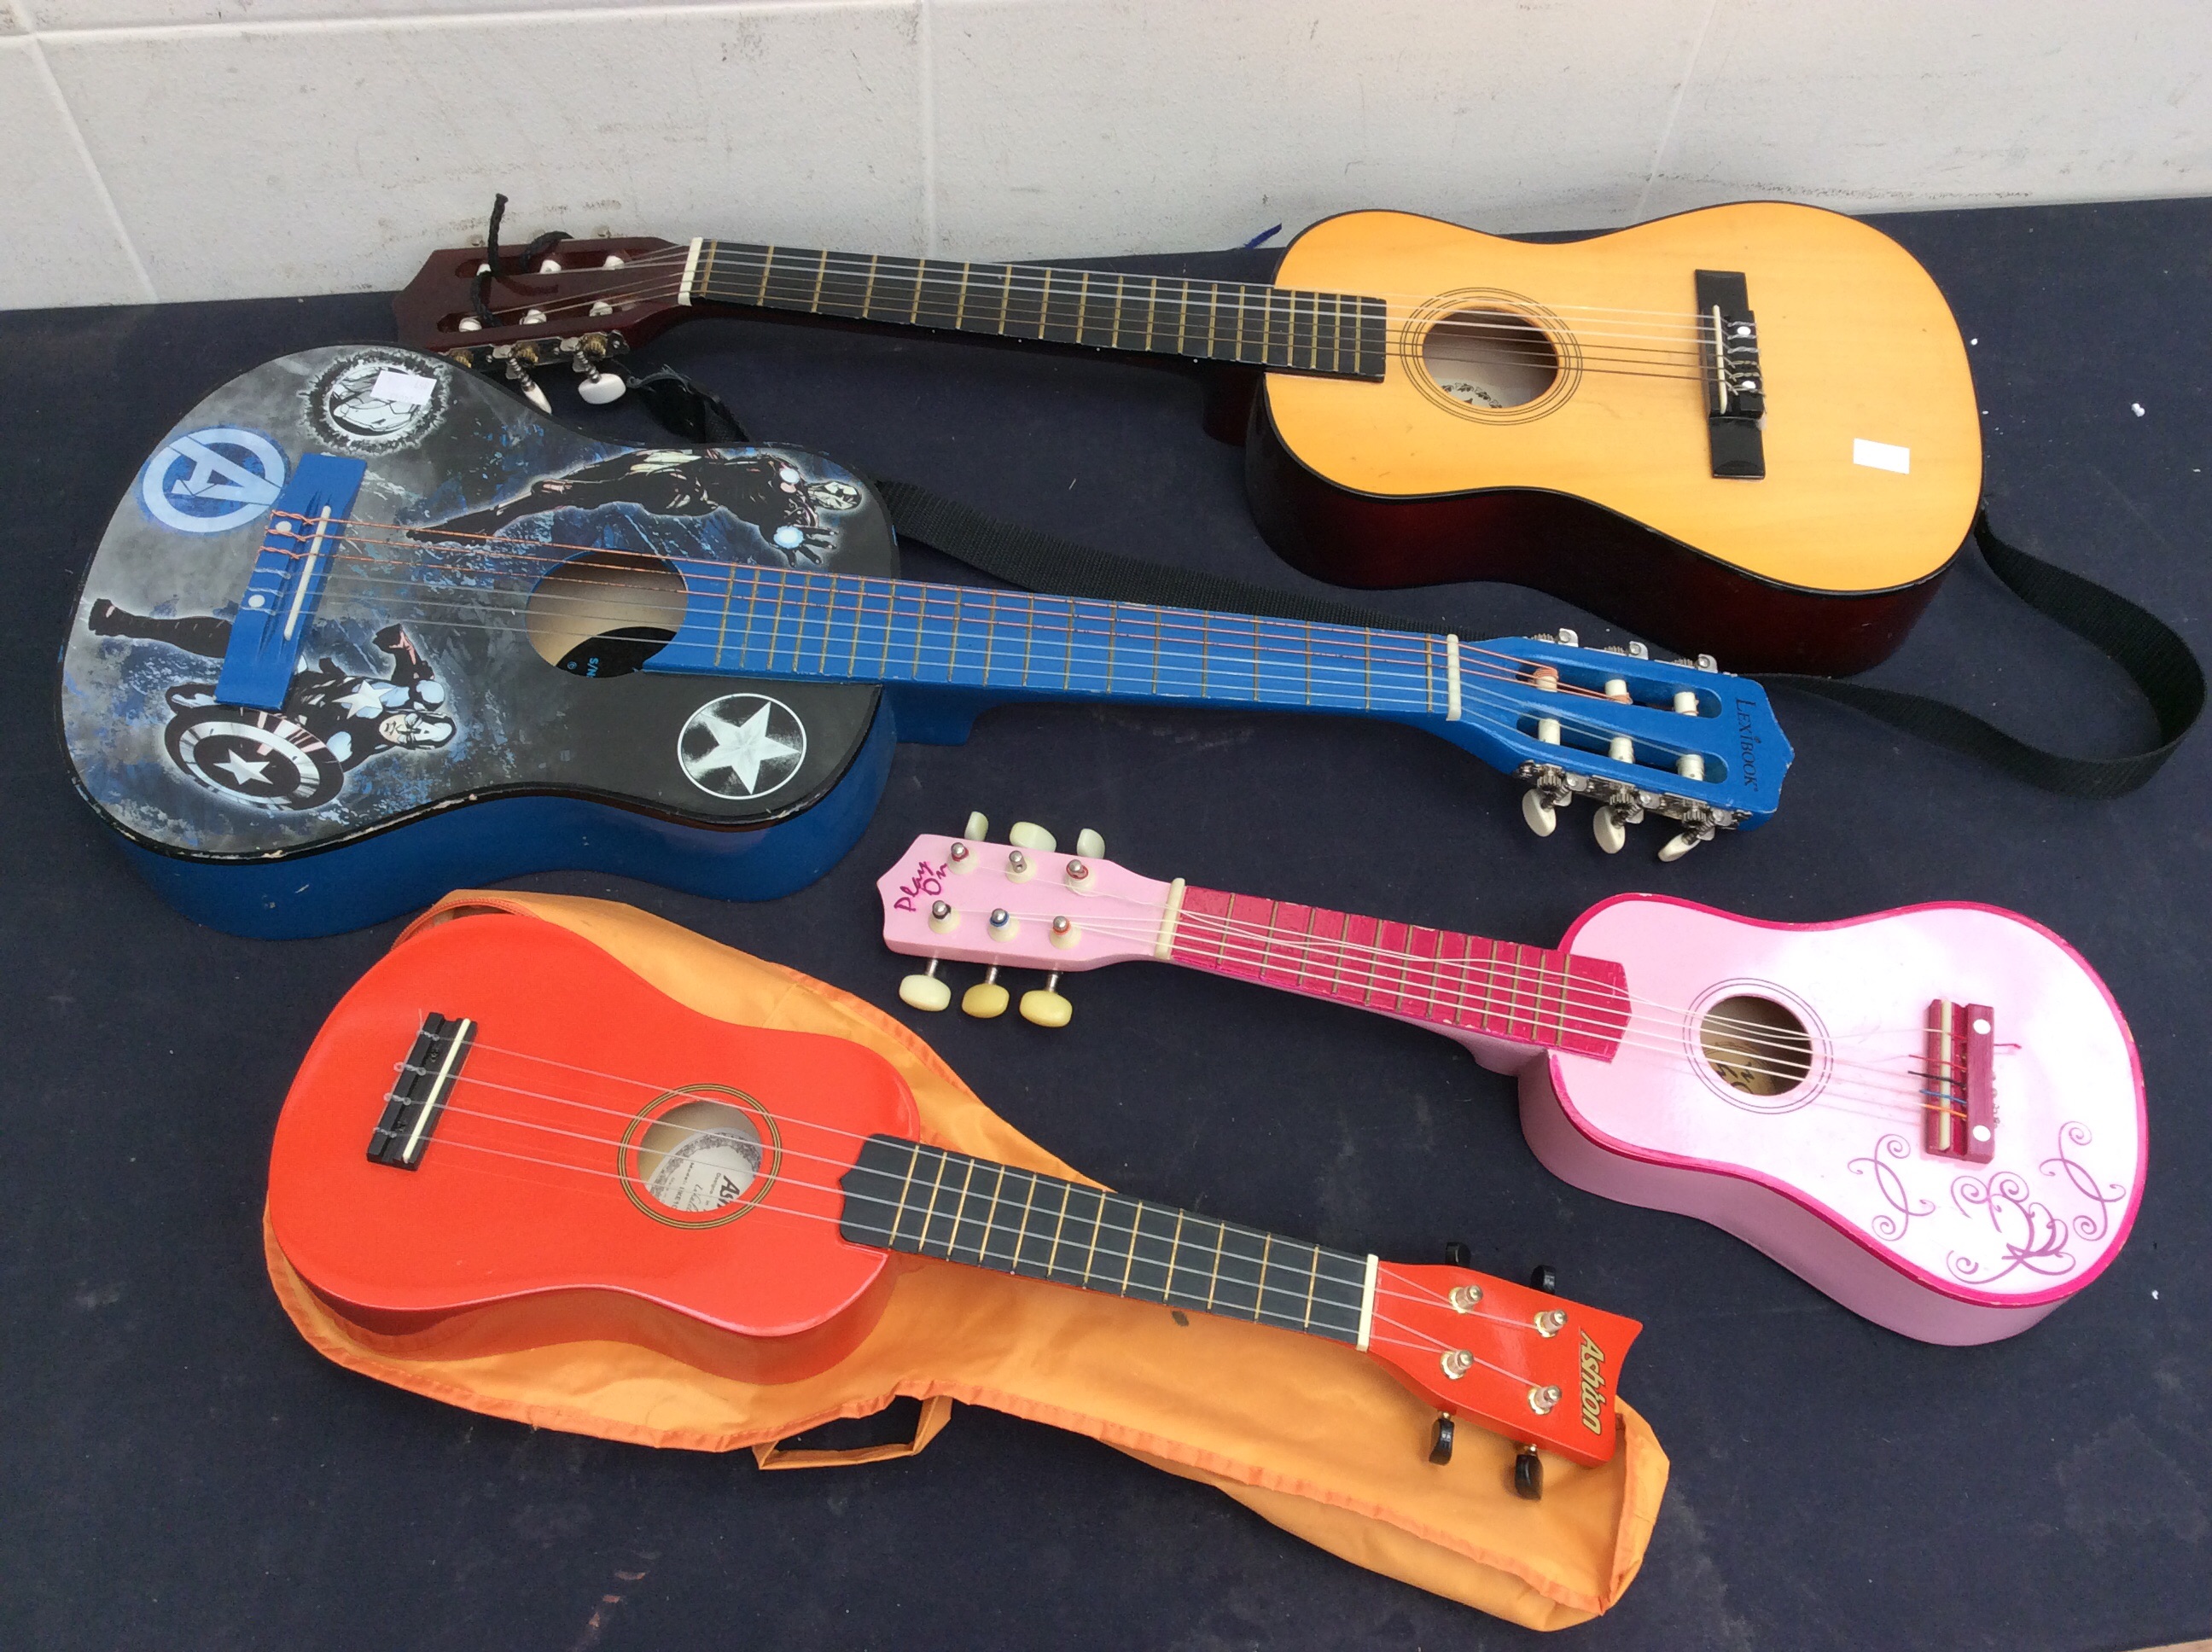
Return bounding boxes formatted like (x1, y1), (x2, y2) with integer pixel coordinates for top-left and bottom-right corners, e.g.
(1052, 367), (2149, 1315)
(394, 201), (1982, 673)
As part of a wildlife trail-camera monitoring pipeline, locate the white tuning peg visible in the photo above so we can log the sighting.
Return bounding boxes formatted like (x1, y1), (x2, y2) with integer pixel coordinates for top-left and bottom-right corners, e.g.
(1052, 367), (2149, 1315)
(515, 375), (551, 414)
(1075, 828), (1105, 859)
(963, 810), (989, 841)
(1020, 974), (1073, 1028)
(1592, 806), (1628, 855)
(1008, 821), (1057, 854)
(1522, 790), (1557, 836)
(1657, 830), (1704, 864)
(578, 369), (626, 405)
(898, 959), (951, 1012)
(962, 966), (1010, 1020)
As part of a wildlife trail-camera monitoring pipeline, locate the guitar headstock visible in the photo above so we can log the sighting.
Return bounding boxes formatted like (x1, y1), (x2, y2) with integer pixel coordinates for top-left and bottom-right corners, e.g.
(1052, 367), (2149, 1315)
(876, 817), (1170, 1027)
(1365, 1259), (1640, 1470)
(1440, 631), (1792, 860)
(391, 236), (690, 373)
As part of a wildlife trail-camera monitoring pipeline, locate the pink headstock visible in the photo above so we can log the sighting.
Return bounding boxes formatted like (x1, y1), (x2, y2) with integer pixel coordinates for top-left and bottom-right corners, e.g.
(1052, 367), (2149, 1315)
(876, 830), (1173, 974)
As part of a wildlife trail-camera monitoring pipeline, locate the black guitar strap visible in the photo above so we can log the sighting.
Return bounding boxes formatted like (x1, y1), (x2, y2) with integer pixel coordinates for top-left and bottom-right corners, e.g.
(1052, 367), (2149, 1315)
(614, 363), (2203, 800)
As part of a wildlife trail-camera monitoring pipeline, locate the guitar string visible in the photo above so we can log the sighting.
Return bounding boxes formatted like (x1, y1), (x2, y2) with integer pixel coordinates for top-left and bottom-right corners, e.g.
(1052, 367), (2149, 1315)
(370, 1128), (1503, 1378)
(259, 552), (1665, 770)
(259, 531), (1604, 696)
(463, 247), (1775, 332)
(912, 893), (1937, 1067)
(424, 1062), (1525, 1335)
(900, 896), (1962, 1110)
(250, 511), (1731, 737)
(261, 510), (1664, 699)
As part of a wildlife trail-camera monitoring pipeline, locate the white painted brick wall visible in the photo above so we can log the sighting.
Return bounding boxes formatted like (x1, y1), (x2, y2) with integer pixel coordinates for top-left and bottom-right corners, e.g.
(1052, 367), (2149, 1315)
(3, 0), (2207, 310)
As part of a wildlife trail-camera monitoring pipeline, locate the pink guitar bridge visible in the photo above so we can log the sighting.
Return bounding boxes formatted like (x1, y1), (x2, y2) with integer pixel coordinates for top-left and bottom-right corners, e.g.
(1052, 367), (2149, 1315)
(1923, 1000), (1996, 1163)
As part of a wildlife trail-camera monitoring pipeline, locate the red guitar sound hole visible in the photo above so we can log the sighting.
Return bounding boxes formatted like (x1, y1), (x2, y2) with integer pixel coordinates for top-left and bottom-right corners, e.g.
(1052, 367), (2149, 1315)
(617, 1085), (783, 1228)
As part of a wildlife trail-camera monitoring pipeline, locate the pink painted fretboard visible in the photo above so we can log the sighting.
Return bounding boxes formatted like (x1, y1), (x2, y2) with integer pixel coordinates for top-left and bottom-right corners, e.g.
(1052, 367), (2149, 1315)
(1169, 888), (1629, 1058)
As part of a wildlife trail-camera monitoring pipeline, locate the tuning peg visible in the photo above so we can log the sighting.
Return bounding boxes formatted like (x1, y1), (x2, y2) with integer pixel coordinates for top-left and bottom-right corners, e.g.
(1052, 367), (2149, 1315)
(1008, 821), (1057, 854)
(515, 375), (551, 414)
(963, 811), (989, 841)
(1592, 805), (1628, 854)
(1513, 1446), (1544, 1500)
(1528, 1264), (1558, 1294)
(962, 966), (1010, 1019)
(538, 258), (563, 274)
(1444, 1241), (1472, 1268)
(1075, 828), (1105, 859)
(601, 253), (626, 269)
(1522, 789), (1558, 836)
(1019, 973), (1072, 1028)
(1428, 1415), (1455, 1465)
(577, 369), (626, 406)
(521, 307), (549, 325)
(898, 958), (951, 1013)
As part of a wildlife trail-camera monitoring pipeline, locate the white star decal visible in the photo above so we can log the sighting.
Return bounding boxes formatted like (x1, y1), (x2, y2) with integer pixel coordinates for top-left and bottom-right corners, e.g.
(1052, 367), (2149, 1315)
(336, 681), (390, 718)
(690, 701), (801, 794)
(212, 748), (272, 787)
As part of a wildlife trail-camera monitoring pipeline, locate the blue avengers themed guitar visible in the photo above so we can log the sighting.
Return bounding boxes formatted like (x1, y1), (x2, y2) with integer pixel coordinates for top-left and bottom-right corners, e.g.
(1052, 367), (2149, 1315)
(60, 346), (1791, 937)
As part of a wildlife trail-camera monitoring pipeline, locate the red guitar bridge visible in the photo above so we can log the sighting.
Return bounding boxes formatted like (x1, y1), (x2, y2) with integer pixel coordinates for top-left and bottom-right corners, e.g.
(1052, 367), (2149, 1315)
(1923, 1001), (1995, 1163)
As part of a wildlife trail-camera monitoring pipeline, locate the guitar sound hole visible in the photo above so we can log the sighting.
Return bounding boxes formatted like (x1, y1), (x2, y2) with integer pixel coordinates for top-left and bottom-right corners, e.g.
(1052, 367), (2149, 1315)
(1699, 995), (1813, 1096)
(636, 1099), (764, 1214)
(1421, 308), (1558, 410)
(526, 550), (687, 678)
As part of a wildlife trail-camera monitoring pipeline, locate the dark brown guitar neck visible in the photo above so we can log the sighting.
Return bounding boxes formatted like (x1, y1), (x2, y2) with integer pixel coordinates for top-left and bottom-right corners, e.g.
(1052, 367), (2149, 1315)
(685, 240), (1388, 381)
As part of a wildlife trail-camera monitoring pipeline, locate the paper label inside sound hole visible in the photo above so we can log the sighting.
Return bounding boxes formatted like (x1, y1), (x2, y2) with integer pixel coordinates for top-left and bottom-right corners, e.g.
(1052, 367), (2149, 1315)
(649, 1127), (761, 1212)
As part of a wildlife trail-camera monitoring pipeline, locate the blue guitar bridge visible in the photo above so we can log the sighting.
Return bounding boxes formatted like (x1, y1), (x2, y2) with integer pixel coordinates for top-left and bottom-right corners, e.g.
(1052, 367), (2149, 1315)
(213, 452), (369, 711)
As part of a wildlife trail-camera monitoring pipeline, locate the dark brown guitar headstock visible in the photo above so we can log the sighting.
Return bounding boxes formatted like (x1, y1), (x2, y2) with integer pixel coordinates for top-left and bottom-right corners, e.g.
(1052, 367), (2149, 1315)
(392, 236), (688, 371)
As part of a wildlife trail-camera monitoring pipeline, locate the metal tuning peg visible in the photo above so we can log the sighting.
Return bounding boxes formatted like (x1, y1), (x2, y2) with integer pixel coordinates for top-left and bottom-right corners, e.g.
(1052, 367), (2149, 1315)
(1075, 827), (1105, 859)
(1019, 973), (1072, 1028)
(1428, 1415), (1455, 1466)
(898, 958), (951, 1013)
(963, 810), (990, 841)
(1513, 1446), (1544, 1500)
(962, 966), (1010, 1019)
(1008, 821), (1057, 854)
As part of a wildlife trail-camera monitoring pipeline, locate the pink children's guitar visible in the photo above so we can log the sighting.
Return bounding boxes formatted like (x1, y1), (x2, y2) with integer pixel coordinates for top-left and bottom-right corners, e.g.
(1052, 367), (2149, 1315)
(876, 817), (2145, 1345)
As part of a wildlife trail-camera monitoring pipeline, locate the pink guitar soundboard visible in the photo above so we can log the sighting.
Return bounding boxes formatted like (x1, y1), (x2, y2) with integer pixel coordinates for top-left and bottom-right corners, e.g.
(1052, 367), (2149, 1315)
(876, 820), (2144, 1345)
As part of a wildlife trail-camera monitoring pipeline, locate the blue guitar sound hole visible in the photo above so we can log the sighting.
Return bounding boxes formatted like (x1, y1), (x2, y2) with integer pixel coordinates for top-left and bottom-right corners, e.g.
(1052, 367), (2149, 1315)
(528, 549), (686, 679)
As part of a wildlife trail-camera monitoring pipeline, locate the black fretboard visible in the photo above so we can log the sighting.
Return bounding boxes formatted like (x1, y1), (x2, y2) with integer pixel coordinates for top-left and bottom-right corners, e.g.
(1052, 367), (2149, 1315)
(838, 1135), (1370, 1343)
(687, 241), (1388, 381)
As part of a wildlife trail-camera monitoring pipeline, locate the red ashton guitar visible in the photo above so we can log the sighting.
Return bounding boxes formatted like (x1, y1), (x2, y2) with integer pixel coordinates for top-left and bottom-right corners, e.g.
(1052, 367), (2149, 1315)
(267, 905), (1642, 1481)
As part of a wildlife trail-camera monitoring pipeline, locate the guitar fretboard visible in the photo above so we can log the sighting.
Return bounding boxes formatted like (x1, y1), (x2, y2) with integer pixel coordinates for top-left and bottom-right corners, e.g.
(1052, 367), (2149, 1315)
(1169, 887), (1629, 1058)
(660, 565), (1448, 719)
(838, 1135), (1371, 1345)
(689, 241), (1389, 381)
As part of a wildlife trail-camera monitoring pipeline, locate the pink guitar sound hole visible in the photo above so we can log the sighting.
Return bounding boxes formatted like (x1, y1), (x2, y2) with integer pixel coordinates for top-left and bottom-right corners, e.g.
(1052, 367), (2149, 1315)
(1698, 994), (1813, 1098)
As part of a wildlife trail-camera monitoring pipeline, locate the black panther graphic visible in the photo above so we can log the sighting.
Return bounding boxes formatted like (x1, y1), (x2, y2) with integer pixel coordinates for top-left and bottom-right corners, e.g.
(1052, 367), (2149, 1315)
(88, 599), (454, 809)
(413, 450), (863, 565)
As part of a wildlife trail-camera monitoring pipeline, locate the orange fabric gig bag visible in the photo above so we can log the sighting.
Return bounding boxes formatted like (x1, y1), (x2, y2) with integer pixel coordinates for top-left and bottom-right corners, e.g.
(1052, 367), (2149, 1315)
(264, 890), (1668, 1628)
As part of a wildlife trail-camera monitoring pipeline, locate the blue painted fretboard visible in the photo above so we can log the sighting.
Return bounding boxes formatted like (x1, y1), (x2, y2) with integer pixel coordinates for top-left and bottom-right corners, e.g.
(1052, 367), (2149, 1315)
(656, 565), (1449, 716)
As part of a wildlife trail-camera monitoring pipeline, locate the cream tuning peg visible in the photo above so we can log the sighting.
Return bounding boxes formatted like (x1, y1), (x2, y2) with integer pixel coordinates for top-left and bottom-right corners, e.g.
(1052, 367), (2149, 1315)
(962, 966), (1010, 1019)
(1008, 821), (1057, 854)
(898, 958), (951, 1013)
(1074, 828), (1105, 859)
(1658, 827), (1711, 864)
(577, 369), (626, 406)
(515, 375), (551, 414)
(1020, 974), (1072, 1028)
(1592, 806), (1628, 855)
(1522, 790), (1557, 836)
(963, 810), (989, 841)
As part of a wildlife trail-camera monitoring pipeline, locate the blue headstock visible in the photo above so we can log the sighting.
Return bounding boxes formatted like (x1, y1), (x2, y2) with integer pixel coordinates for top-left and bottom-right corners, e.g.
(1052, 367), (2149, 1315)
(1424, 631), (1791, 860)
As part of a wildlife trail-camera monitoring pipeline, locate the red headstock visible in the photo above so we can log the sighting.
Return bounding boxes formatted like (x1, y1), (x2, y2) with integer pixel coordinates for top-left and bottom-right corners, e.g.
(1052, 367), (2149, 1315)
(391, 236), (690, 370)
(1365, 1263), (1640, 1469)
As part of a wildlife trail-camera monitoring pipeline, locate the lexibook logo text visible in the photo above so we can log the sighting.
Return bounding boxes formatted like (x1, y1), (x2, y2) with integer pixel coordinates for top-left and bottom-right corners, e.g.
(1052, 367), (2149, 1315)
(1579, 1330), (1608, 1433)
